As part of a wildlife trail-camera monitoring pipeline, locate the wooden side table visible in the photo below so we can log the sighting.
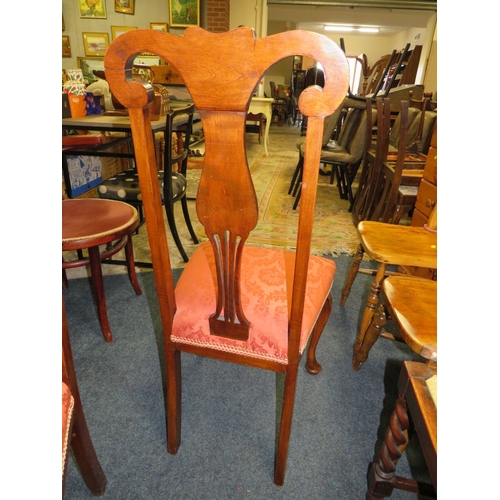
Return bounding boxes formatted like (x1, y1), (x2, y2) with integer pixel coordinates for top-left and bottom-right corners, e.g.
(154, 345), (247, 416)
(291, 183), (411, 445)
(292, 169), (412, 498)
(366, 361), (437, 499)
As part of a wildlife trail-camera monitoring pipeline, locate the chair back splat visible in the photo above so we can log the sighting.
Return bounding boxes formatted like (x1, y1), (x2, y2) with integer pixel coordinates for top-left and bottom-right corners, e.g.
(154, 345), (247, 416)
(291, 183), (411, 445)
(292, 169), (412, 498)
(105, 27), (349, 485)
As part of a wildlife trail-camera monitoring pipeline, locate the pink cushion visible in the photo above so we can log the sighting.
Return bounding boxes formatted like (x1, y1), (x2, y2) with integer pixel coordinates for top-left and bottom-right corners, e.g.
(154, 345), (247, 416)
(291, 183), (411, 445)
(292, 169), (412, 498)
(62, 382), (74, 475)
(172, 242), (335, 364)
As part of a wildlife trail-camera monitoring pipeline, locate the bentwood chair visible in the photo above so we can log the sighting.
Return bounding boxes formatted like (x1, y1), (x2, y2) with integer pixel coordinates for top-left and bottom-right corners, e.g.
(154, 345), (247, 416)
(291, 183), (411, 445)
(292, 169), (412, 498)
(104, 26), (349, 485)
(98, 104), (199, 262)
(340, 205), (437, 370)
(63, 298), (106, 497)
(62, 198), (142, 342)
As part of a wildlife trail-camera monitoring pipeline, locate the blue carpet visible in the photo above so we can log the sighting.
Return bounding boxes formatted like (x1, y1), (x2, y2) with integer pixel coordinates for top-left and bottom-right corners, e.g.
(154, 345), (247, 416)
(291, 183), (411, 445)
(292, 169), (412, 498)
(63, 255), (431, 499)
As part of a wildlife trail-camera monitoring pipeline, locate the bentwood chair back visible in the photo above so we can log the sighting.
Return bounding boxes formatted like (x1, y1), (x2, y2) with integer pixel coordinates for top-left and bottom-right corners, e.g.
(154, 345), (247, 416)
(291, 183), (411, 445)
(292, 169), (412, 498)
(98, 104), (199, 262)
(104, 26), (349, 485)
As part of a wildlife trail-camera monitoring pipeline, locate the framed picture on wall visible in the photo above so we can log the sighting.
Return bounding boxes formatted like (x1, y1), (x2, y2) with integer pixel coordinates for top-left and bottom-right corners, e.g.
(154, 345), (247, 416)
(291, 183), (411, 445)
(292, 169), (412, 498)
(82, 32), (110, 57)
(111, 25), (137, 40)
(79, 0), (107, 19)
(77, 57), (105, 84)
(114, 0), (134, 15)
(150, 22), (169, 32)
(169, 0), (200, 28)
(62, 35), (71, 57)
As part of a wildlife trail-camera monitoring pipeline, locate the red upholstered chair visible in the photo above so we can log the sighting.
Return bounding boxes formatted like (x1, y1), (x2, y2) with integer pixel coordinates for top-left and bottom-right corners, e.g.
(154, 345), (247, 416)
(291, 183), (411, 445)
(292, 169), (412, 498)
(62, 298), (106, 497)
(104, 27), (349, 485)
(62, 198), (142, 342)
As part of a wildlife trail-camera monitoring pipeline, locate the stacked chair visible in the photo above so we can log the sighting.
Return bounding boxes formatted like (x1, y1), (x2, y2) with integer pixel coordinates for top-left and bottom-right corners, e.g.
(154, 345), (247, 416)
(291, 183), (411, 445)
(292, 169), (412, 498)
(104, 26), (349, 486)
(352, 97), (437, 225)
(289, 97), (373, 210)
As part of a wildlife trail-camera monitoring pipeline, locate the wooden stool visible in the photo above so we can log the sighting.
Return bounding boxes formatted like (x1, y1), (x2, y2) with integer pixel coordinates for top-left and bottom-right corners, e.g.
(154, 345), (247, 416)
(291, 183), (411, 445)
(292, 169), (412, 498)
(62, 198), (142, 342)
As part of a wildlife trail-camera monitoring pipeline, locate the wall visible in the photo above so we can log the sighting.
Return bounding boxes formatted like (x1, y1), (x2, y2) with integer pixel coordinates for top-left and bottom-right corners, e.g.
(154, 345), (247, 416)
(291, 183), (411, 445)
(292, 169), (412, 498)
(62, 0), (229, 71)
(62, 0), (168, 71)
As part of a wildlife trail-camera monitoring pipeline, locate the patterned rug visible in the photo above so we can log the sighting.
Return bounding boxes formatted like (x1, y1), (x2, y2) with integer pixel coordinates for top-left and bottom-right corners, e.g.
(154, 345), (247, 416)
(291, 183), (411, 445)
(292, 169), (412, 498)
(245, 148), (359, 255)
(186, 147), (359, 256)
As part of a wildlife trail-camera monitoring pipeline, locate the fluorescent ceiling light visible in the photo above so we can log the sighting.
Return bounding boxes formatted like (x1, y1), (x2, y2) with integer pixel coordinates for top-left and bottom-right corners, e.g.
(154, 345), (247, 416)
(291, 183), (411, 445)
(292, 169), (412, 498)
(358, 27), (380, 33)
(324, 25), (380, 33)
(324, 26), (354, 32)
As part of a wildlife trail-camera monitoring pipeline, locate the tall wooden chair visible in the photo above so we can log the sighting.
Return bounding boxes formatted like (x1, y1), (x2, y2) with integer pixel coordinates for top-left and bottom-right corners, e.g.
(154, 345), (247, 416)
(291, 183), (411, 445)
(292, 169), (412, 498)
(63, 298), (106, 497)
(104, 26), (349, 485)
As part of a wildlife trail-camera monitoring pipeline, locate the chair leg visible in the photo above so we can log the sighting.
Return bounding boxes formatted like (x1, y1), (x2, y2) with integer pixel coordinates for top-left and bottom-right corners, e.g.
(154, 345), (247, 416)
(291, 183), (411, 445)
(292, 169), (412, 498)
(180, 196), (199, 244)
(63, 299), (107, 497)
(353, 303), (387, 371)
(164, 201), (189, 263)
(124, 235), (143, 296)
(88, 246), (113, 343)
(291, 160), (303, 198)
(305, 293), (332, 374)
(352, 263), (387, 370)
(165, 345), (182, 454)
(274, 362), (300, 486)
(288, 153), (304, 194)
(340, 244), (364, 306)
(292, 187), (301, 210)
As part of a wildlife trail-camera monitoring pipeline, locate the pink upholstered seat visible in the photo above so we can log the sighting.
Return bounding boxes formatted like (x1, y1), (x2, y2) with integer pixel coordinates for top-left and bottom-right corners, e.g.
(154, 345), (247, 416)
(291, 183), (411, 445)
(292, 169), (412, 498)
(173, 243), (336, 363)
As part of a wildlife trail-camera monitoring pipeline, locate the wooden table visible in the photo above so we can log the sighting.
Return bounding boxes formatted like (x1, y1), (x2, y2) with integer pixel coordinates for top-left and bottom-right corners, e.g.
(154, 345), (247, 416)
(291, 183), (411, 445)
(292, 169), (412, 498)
(366, 361), (437, 499)
(248, 97), (273, 156)
(62, 110), (200, 198)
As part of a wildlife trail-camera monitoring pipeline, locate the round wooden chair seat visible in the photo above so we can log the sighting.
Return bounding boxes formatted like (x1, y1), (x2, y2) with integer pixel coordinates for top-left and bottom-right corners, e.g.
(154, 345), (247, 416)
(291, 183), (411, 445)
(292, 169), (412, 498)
(62, 198), (142, 342)
(62, 198), (139, 250)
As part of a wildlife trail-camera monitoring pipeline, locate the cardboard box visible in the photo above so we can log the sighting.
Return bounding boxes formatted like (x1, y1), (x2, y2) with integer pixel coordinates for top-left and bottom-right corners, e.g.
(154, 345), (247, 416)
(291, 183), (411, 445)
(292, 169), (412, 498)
(63, 134), (131, 197)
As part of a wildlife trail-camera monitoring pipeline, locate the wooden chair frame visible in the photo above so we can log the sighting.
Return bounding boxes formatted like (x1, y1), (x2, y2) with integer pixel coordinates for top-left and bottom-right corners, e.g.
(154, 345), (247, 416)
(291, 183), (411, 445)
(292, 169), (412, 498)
(104, 27), (349, 485)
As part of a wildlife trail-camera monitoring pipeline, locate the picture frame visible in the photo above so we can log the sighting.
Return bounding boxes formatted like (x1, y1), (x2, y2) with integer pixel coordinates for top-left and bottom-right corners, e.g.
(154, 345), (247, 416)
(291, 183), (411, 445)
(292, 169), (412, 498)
(169, 0), (200, 28)
(150, 22), (169, 32)
(114, 0), (134, 15)
(111, 25), (137, 40)
(62, 35), (71, 57)
(82, 32), (110, 57)
(77, 57), (105, 84)
(79, 0), (107, 19)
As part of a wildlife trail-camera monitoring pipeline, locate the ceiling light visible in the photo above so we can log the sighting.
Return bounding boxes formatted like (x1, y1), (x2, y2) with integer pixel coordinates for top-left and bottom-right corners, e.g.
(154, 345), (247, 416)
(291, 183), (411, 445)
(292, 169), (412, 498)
(324, 25), (380, 34)
(324, 26), (354, 32)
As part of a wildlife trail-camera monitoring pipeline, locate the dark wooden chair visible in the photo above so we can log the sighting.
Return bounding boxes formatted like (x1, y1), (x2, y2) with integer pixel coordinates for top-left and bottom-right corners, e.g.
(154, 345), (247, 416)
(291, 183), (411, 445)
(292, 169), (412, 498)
(63, 297), (106, 497)
(98, 104), (199, 262)
(290, 99), (370, 210)
(62, 198), (142, 342)
(339, 205), (437, 370)
(104, 26), (349, 485)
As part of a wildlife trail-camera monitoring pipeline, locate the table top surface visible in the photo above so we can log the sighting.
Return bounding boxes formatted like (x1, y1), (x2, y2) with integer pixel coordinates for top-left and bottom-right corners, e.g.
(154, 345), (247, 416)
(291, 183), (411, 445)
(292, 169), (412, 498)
(63, 105), (200, 132)
(250, 97), (274, 103)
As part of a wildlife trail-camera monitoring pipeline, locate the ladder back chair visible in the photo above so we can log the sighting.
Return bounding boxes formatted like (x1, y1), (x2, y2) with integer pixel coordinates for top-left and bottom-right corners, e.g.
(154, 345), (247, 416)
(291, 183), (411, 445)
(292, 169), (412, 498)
(104, 26), (349, 486)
